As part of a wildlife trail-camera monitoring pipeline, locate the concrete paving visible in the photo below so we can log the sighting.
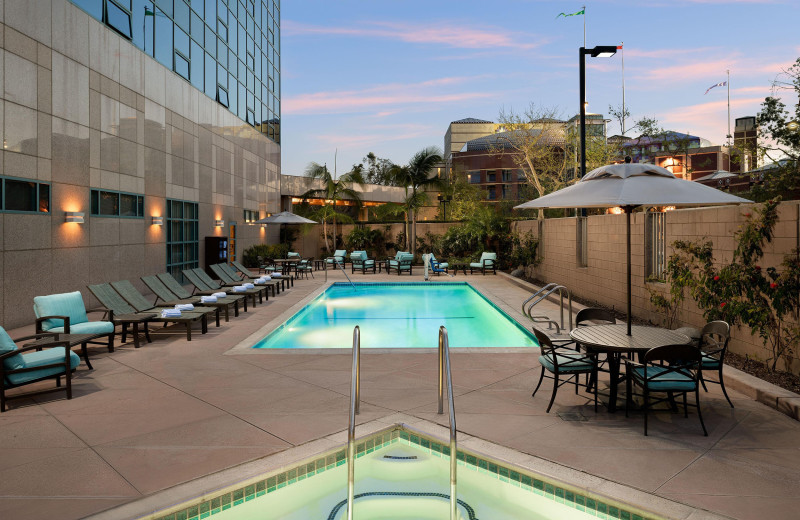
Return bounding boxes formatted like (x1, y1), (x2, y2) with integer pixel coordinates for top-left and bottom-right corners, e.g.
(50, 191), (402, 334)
(1, 269), (798, 520)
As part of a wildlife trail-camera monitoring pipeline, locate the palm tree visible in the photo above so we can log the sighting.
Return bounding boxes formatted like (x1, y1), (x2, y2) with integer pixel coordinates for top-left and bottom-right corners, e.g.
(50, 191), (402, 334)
(301, 162), (366, 254)
(391, 146), (443, 255)
(312, 204), (353, 254)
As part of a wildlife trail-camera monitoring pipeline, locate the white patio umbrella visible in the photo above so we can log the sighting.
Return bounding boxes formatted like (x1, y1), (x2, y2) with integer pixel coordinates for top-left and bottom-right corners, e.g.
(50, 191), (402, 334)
(514, 162), (750, 335)
(254, 211), (317, 224)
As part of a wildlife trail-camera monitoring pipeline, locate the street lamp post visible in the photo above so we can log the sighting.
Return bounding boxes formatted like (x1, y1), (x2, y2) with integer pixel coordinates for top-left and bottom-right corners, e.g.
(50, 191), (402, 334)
(438, 194), (452, 221)
(579, 46), (619, 178)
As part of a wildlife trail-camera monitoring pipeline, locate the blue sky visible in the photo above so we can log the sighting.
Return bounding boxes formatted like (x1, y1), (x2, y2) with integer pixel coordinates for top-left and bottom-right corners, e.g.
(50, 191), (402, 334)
(279, 0), (800, 176)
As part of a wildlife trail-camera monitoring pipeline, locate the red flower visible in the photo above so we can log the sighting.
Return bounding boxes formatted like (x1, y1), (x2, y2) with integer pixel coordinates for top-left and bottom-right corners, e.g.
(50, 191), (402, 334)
(744, 213), (751, 217)
(720, 302), (727, 308)
(713, 275), (720, 281)
(755, 265), (761, 271)
(770, 283), (777, 289)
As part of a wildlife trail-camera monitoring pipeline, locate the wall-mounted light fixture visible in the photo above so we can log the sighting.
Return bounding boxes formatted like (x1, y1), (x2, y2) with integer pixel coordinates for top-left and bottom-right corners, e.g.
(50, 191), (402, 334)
(65, 211), (85, 224)
(215, 219), (225, 227)
(152, 216), (164, 226)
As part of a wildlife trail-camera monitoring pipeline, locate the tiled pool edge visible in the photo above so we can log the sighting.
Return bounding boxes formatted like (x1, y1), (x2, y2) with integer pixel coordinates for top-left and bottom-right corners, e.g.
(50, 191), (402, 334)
(85, 415), (724, 520)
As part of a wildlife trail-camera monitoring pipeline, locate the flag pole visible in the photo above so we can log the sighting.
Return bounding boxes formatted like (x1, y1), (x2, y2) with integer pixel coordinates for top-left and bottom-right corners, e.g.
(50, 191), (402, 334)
(583, 5), (586, 47)
(726, 69), (731, 146)
(621, 42), (626, 135)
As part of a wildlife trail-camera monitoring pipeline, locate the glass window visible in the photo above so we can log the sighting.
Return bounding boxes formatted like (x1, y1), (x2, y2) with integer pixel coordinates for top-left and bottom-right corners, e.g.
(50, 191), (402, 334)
(175, 51), (190, 80)
(217, 18), (228, 41)
(468, 171), (481, 184)
(72, 0), (104, 19)
(4, 179), (37, 212)
(91, 189), (145, 217)
(107, 1), (133, 39)
(190, 11), (204, 42)
(204, 0), (216, 23)
(166, 199), (199, 283)
(246, 109), (255, 126)
(154, 7), (173, 68)
(487, 187), (496, 200)
(155, 0), (172, 16)
(501, 185), (511, 199)
(486, 170), (496, 182)
(501, 169), (512, 182)
(39, 184), (50, 213)
(204, 25), (216, 56)
(100, 190), (120, 215)
(191, 40), (204, 91)
(204, 53), (216, 98)
(174, 0), (190, 30)
(217, 86), (229, 107)
(191, 0), (204, 16)
(174, 26), (190, 57)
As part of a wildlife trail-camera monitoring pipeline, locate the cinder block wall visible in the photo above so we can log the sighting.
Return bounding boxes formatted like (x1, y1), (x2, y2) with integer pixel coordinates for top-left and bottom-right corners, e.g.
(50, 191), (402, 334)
(514, 201), (800, 374)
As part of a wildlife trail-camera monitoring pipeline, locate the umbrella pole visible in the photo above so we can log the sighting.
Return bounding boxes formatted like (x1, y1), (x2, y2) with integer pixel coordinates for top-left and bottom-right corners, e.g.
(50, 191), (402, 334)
(626, 207), (632, 336)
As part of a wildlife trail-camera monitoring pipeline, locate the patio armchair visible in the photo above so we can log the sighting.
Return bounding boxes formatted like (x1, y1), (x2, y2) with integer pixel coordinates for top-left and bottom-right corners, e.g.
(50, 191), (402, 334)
(531, 327), (597, 413)
(156, 272), (246, 314)
(469, 252), (497, 275)
(294, 258), (314, 279)
(386, 252), (413, 275)
(625, 344), (707, 436)
(1, 326), (80, 412)
(574, 308), (617, 391)
(696, 320), (733, 408)
(142, 275), (240, 323)
(33, 291), (115, 367)
(325, 250), (347, 269)
(350, 251), (377, 274)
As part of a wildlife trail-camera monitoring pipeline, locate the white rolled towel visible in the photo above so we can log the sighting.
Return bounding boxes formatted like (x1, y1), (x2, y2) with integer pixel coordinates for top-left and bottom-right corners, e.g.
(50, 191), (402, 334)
(175, 303), (194, 311)
(256, 277), (267, 284)
(201, 295), (218, 303)
(262, 275), (271, 281)
(233, 285), (247, 292)
(213, 292), (227, 298)
(271, 273), (282, 278)
(161, 309), (181, 318)
(243, 283), (255, 289)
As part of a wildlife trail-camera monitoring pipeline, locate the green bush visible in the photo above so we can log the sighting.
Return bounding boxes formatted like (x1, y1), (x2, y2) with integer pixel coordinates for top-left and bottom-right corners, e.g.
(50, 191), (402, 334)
(242, 243), (290, 268)
(346, 226), (390, 257)
(507, 231), (539, 269)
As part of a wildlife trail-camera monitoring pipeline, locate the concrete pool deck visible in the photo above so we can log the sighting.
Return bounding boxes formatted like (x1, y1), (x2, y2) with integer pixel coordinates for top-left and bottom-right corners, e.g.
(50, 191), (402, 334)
(1, 270), (798, 520)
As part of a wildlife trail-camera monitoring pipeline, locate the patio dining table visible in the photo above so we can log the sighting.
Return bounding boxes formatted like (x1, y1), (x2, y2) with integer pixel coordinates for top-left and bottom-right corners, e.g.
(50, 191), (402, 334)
(569, 324), (691, 412)
(273, 258), (300, 275)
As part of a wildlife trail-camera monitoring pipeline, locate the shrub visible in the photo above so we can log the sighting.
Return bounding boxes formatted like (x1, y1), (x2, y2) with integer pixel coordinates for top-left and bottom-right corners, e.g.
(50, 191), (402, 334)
(242, 243), (289, 268)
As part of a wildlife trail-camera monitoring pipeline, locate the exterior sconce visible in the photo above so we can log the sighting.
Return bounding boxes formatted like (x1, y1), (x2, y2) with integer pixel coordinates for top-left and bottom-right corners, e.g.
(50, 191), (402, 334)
(151, 216), (164, 226)
(65, 211), (85, 224)
(215, 219), (225, 227)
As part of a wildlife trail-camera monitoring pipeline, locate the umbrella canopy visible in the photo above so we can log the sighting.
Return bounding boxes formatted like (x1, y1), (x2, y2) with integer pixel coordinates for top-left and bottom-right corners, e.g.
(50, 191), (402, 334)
(514, 162), (750, 335)
(514, 163), (749, 210)
(254, 211), (317, 224)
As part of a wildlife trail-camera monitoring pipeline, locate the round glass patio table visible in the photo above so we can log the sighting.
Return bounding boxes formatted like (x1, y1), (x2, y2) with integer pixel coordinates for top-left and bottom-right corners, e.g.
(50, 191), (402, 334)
(569, 324), (691, 412)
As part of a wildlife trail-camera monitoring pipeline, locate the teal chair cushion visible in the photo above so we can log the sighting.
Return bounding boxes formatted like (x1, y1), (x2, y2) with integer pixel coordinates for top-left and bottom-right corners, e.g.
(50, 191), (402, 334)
(631, 366), (696, 391)
(363, 260), (375, 266)
(5, 348), (81, 386)
(47, 321), (114, 335)
(350, 251), (367, 262)
(538, 352), (594, 373)
(33, 291), (89, 331)
(0, 326), (24, 371)
(469, 262), (482, 268)
(287, 252), (301, 258)
(701, 353), (721, 368)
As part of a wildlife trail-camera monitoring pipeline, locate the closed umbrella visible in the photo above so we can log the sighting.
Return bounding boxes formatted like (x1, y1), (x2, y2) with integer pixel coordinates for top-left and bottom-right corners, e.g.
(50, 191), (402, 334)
(514, 162), (750, 335)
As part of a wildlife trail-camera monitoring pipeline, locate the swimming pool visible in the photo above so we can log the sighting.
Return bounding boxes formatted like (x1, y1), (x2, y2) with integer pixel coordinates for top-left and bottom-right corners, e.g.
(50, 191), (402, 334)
(138, 425), (663, 520)
(252, 282), (538, 349)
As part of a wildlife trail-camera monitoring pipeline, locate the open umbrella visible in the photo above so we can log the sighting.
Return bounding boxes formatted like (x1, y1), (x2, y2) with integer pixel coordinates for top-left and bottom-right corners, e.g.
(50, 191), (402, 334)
(514, 162), (750, 335)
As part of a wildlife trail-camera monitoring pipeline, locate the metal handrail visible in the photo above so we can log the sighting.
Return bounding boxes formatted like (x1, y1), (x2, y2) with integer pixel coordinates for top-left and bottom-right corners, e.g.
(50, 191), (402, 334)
(438, 326), (458, 520)
(521, 283), (573, 333)
(326, 256), (357, 290)
(346, 326), (360, 520)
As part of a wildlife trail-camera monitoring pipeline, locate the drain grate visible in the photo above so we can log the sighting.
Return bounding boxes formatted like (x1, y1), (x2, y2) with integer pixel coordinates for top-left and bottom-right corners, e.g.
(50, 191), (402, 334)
(557, 412), (588, 422)
(383, 455), (418, 460)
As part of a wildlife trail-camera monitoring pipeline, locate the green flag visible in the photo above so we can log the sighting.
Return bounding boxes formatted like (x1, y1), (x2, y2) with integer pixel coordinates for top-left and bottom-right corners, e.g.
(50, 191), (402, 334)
(557, 9), (585, 18)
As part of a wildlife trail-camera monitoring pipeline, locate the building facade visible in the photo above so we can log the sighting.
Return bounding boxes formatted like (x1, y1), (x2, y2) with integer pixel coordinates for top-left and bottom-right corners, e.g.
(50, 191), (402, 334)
(0, 0), (281, 328)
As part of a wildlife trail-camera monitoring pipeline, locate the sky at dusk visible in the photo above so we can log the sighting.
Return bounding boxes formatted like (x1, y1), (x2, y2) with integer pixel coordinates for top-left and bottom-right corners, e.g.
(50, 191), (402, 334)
(279, 0), (800, 176)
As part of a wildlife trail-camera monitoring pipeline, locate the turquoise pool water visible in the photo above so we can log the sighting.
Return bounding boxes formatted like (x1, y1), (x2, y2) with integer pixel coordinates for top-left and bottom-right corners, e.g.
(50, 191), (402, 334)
(252, 282), (538, 349)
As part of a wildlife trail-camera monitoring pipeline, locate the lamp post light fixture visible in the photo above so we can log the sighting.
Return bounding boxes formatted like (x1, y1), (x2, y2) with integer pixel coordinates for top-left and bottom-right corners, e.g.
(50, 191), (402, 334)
(579, 46), (619, 179)
(437, 194), (453, 221)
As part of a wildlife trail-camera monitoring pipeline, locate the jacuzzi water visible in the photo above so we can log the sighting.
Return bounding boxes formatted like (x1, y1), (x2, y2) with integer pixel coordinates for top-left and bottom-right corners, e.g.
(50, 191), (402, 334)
(252, 282), (538, 349)
(189, 441), (595, 520)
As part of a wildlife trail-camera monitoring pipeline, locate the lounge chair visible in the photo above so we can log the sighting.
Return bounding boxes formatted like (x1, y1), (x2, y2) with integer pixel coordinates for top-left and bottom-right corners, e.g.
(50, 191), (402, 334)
(33, 291), (116, 368)
(350, 251), (376, 274)
(1, 326), (80, 412)
(84, 284), (157, 352)
(531, 327), (598, 413)
(157, 272), (248, 312)
(109, 280), (212, 340)
(142, 275), (240, 322)
(209, 264), (272, 299)
(386, 252), (413, 275)
(223, 262), (285, 294)
(625, 344), (707, 436)
(469, 252), (497, 275)
(231, 260), (291, 291)
(184, 268), (263, 308)
(696, 321), (733, 408)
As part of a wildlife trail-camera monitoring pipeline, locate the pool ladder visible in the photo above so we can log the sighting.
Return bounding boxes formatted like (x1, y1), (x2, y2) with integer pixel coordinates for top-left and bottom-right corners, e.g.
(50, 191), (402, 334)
(346, 326), (458, 520)
(325, 256), (357, 291)
(521, 283), (573, 334)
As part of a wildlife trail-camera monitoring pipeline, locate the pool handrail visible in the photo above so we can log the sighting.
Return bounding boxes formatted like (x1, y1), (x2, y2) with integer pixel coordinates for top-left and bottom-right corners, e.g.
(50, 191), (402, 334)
(347, 325), (360, 520)
(438, 325), (458, 520)
(521, 283), (573, 334)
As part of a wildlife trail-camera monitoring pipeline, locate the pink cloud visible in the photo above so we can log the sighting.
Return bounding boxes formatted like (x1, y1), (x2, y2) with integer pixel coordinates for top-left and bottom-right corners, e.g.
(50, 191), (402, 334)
(660, 96), (767, 142)
(283, 20), (544, 50)
(638, 59), (733, 83)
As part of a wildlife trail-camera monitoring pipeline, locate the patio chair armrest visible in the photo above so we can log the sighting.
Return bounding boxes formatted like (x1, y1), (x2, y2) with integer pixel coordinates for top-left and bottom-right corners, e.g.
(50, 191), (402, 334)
(5, 340), (71, 358)
(35, 315), (70, 333)
(624, 359), (646, 369)
(11, 332), (59, 343)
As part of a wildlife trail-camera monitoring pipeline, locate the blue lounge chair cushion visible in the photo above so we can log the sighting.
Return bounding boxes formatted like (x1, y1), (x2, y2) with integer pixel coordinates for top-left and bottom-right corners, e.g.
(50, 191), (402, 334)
(538, 352), (594, 373)
(631, 366), (696, 391)
(0, 326), (24, 371)
(33, 291), (90, 331)
(5, 348), (80, 386)
(46, 321), (114, 335)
